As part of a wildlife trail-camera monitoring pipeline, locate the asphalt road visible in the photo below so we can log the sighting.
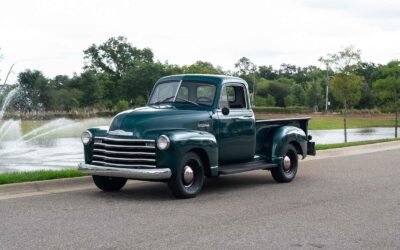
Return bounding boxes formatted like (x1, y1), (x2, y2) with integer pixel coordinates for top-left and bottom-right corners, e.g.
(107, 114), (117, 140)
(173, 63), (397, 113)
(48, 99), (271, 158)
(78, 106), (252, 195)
(1, 149), (400, 250)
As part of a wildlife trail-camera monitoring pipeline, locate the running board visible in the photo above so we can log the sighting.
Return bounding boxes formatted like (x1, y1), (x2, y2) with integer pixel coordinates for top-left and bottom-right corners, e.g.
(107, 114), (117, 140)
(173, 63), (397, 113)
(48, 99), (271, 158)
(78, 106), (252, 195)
(218, 160), (278, 175)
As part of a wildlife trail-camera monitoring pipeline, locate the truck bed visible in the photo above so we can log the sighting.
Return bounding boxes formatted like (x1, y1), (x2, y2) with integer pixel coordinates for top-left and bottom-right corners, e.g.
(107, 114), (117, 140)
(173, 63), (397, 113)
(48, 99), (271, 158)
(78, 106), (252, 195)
(256, 117), (311, 135)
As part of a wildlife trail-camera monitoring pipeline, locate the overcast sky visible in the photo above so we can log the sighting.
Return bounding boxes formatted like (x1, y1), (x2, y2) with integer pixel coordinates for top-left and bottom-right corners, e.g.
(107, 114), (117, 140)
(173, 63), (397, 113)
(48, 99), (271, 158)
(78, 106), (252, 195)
(1, 0), (400, 84)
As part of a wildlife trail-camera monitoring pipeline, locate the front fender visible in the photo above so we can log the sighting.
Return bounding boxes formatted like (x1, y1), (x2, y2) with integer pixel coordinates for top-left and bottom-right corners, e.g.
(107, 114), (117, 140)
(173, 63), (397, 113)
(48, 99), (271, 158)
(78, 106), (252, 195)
(154, 130), (219, 177)
(84, 126), (109, 163)
(266, 126), (307, 164)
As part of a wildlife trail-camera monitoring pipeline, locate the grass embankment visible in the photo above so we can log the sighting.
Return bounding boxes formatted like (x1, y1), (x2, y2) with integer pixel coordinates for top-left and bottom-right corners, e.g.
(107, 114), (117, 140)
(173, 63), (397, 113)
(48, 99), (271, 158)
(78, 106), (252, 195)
(316, 138), (400, 150)
(256, 113), (396, 130)
(309, 116), (396, 130)
(0, 169), (86, 185)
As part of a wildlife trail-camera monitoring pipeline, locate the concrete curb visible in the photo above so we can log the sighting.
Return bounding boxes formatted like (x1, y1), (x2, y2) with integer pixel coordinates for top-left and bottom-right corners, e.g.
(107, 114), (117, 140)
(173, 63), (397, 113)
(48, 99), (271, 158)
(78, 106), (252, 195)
(0, 176), (92, 200)
(305, 140), (400, 161)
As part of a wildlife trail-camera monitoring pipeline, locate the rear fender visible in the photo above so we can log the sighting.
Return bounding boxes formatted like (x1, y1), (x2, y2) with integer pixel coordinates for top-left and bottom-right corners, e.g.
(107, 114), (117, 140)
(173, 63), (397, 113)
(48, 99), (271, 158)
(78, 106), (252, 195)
(264, 126), (307, 164)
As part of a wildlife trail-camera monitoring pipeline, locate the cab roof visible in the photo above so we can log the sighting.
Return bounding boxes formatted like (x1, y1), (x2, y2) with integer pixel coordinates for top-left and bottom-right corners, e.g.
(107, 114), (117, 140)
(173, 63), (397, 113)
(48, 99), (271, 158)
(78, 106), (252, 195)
(156, 74), (248, 87)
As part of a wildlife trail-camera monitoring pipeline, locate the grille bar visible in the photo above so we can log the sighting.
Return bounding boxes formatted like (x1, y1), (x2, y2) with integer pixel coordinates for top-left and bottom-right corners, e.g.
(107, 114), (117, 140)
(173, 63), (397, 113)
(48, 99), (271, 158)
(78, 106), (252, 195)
(94, 143), (154, 149)
(92, 161), (156, 168)
(93, 148), (155, 156)
(93, 155), (156, 162)
(96, 137), (155, 143)
(92, 137), (156, 168)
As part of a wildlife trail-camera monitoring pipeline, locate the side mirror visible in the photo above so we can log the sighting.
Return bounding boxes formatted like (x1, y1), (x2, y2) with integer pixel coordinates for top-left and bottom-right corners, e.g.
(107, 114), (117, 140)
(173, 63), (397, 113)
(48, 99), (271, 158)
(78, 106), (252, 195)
(222, 107), (230, 116)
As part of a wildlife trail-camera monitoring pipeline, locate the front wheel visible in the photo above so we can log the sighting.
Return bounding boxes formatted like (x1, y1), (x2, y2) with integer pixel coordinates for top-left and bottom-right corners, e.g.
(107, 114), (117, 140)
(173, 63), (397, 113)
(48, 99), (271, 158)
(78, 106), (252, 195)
(271, 144), (298, 183)
(92, 175), (127, 192)
(168, 152), (205, 198)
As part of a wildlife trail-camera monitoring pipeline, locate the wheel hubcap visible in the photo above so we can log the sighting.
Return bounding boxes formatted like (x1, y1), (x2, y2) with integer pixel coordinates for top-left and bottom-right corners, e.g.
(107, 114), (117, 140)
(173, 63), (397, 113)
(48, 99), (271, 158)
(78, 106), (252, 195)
(183, 165), (194, 186)
(283, 156), (291, 171)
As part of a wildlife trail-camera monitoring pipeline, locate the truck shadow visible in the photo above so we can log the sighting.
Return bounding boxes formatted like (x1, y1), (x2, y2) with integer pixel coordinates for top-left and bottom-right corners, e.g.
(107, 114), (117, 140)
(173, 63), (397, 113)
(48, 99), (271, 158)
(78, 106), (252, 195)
(83, 171), (281, 202)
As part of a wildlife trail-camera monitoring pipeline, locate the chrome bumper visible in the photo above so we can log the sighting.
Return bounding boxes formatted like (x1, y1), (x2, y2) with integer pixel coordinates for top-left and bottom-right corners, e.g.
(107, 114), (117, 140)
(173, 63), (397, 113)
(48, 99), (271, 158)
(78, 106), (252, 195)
(78, 163), (172, 180)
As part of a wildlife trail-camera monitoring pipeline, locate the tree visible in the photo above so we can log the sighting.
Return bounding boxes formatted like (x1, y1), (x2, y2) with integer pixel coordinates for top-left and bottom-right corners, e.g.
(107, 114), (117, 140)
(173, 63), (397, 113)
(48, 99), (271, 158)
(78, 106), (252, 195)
(77, 71), (102, 107)
(267, 78), (292, 107)
(258, 65), (278, 80)
(331, 73), (362, 142)
(306, 79), (323, 111)
(234, 57), (256, 75)
(16, 70), (54, 112)
(181, 61), (224, 74)
(234, 57), (257, 106)
(119, 61), (166, 101)
(53, 88), (82, 111)
(289, 84), (306, 106)
(323, 46), (362, 142)
(83, 36), (154, 80)
(373, 60), (400, 138)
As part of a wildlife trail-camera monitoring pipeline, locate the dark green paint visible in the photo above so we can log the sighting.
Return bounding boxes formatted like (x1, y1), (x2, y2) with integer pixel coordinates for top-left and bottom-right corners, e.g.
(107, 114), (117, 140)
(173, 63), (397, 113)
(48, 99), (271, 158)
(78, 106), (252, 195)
(83, 74), (313, 179)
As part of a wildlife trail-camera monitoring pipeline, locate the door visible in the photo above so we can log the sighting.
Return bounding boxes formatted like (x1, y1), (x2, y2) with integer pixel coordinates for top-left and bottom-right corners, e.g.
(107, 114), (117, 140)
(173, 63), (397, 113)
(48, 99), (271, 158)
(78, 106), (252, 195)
(217, 83), (256, 164)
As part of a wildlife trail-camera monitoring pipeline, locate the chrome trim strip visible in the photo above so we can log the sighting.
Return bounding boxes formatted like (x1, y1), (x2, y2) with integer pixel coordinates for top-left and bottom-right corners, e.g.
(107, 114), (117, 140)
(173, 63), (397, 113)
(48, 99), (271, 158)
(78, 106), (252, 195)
(93, 155), (156, 162)
(93, 149), (155, 156)
(172, 80), (183, 102)
(78, 163), (171, 180)
(92, 161), (156, 168)
(108, 130), (133, 136)
(94, 143), (155, 149)
(96, 137), (155, 143)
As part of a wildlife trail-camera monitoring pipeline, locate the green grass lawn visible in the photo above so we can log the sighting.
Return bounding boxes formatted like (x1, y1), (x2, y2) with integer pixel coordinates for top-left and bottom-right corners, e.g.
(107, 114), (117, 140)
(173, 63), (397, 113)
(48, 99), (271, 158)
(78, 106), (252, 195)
(309, 116), (396, 130)
(0, 169), (86, 185)
(316, 138), (400, 150)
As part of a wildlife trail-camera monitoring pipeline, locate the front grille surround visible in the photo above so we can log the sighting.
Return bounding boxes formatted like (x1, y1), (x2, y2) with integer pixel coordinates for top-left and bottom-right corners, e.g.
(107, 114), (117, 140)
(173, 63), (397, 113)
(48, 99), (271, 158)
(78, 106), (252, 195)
(92, 137), (156, 168)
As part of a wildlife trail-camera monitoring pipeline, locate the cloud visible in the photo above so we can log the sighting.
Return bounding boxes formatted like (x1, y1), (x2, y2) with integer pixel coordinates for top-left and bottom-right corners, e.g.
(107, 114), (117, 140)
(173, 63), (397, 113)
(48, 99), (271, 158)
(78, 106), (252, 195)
(0, 0), (399, 84)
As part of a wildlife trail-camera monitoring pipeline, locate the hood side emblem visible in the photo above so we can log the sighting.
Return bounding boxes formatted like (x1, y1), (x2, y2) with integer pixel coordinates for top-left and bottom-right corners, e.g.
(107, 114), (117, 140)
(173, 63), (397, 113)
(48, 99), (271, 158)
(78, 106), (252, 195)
(198, 122), (210, 128)
(108, 130), (133, 136)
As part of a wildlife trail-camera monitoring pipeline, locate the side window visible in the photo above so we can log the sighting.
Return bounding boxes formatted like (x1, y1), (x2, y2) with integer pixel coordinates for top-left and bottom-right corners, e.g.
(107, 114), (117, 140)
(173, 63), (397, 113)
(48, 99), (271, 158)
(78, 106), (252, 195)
(226, 86), (236, 102)
(219, 85), (247, 109)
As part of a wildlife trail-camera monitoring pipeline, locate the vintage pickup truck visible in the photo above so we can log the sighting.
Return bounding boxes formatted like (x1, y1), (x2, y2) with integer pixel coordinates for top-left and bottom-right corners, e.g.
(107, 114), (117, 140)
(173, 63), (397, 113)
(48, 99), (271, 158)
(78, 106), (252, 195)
(79, 74), (315, 198)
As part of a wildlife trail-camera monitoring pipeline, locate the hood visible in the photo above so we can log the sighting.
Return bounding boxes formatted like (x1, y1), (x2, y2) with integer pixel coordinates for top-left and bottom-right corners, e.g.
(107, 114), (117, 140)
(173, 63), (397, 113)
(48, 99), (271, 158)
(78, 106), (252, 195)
(108, 105), (212, 139)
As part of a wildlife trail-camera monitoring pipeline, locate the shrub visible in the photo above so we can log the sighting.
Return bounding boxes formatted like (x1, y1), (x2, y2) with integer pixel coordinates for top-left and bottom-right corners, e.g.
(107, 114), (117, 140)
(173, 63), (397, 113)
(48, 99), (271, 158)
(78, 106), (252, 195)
(114, 100), (129, 112)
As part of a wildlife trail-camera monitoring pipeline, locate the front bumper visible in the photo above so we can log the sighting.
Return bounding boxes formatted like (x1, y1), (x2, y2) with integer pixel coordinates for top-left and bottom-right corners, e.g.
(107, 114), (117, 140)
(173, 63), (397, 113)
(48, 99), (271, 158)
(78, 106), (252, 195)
(78, 163), (172, 180)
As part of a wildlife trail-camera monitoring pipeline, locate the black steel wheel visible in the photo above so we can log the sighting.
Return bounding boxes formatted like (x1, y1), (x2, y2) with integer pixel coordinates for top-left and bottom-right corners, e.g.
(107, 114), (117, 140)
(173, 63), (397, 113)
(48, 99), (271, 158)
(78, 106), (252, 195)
(271, 144), (298, 183)
(168, 152), (204, 198)
(92, 175), (127, 192)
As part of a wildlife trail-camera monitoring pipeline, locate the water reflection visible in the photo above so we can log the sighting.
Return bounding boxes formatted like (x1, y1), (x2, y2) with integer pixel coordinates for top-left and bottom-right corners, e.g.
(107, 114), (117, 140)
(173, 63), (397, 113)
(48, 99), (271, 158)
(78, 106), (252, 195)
(309, 127), (395, 144)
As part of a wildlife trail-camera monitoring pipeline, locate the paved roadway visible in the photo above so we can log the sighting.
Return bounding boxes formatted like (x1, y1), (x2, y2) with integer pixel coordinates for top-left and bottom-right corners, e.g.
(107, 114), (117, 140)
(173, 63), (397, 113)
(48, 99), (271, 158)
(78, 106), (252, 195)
(1, 149), (400, 249)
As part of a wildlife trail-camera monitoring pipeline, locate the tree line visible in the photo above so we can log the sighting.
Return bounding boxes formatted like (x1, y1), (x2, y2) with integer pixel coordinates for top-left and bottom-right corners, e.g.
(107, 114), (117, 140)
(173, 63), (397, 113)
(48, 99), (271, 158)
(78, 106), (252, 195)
(1, 36), (399, 119)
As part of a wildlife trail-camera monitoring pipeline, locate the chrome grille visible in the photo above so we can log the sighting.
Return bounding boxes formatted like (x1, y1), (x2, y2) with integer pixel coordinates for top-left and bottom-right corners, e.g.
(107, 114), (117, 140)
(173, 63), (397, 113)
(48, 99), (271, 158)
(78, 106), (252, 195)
(92, 137), (156, 168)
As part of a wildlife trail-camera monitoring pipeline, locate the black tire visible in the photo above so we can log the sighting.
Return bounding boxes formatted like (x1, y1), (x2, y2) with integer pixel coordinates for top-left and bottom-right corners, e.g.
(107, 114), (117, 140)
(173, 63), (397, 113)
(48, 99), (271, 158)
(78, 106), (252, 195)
(168, 152), (205, 198)
(92, 175), (127, 192)
(271, 144), (298, 183)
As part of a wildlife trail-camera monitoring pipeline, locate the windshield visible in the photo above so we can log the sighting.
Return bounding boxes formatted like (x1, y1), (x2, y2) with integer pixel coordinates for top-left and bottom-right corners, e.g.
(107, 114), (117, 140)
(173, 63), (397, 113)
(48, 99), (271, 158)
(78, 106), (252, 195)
(148, 81), (216, 107)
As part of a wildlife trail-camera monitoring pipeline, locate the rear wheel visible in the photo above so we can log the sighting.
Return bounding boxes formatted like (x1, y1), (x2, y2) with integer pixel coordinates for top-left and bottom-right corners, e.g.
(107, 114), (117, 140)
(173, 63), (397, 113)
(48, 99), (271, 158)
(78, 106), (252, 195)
(168, 152), (204, 198)
(92, 175), (127, 192)
(271, 144), (298, 183)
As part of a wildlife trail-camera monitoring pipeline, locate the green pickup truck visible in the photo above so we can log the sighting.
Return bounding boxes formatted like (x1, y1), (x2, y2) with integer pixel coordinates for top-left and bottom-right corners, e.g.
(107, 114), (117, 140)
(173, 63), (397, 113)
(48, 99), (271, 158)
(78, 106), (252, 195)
(79, 74), (315, 198)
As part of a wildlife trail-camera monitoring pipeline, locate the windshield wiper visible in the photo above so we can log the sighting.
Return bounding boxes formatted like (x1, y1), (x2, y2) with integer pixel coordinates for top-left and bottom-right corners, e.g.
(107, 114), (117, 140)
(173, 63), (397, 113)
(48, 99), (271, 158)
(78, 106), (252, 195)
(151, 96), (175, 105)
(175, 97), (200, 107)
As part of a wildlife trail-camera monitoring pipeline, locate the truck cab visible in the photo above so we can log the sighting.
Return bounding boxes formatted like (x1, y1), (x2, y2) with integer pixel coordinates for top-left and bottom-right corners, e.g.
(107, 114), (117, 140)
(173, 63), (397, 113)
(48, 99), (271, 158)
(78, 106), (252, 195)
(79, 74), (315, 198)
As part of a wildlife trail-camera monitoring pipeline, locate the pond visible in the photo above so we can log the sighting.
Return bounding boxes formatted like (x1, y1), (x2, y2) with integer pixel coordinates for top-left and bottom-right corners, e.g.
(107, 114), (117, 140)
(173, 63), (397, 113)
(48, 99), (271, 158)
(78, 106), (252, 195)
(0, 118), (396, 173)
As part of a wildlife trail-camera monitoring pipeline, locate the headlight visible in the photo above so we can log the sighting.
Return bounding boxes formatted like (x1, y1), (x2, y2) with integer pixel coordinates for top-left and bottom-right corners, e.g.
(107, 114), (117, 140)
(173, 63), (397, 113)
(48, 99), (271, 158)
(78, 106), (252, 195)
(157, 135), (170, 150)
(81, 131), (93, 145)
